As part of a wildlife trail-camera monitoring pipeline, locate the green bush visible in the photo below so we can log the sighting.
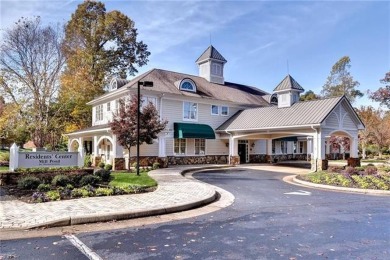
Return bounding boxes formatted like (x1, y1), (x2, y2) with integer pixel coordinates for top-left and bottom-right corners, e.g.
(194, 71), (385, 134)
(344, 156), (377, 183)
(98, 162), (105, 168)
(84, 154), (92, 167)
(37, 183), (51, 192)
(104, 164), (112, 171)
(132, 162), (138, 168)
(46, 190), (61, 201)
(17, 176), (41, 190)
(152, 162), (160, 170)
(0, 152), (10, 162)
(94, 169), (111, 182)
(95, 187), (114, 196)
(51, 175), (72, 187)
(79, 174), (101, 186)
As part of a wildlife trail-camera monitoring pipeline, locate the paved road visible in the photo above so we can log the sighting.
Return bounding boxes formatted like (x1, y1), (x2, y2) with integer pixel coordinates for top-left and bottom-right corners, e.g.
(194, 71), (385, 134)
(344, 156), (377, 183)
(1, 166), (390, 259)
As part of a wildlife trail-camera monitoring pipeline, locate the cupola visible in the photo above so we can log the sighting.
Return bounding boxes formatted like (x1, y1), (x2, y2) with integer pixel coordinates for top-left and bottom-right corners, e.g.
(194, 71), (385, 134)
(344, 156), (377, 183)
(273, 75), (304, 108)
(196, 45), (227, 84)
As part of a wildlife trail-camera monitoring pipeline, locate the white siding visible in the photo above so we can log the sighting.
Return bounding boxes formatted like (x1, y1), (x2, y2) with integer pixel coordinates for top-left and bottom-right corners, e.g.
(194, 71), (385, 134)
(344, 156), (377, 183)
(206, 139), (229, 155)
(325, 111), (339, 128)
(252, 140), (266, 154)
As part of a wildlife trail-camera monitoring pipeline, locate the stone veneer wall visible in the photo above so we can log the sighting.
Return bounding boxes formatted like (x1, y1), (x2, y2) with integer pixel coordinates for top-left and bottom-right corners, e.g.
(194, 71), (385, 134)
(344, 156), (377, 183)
(271, 154), (308, 163)
(167, 155), (228, 165)
(249, 154), (268, 163)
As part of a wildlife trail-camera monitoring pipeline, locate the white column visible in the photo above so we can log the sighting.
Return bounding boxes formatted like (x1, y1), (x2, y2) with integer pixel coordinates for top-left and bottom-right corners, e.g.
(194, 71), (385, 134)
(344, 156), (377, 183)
(158, 135), (166, 157)
(93, 136), (98, 156)
(77, 137), (84, 167)
(350, 134), (359, 158)
(325, 137), (330, 155)
(266, 139), (272, 155)
(9, 143), (19, 172)
(229, 136), (238, 156)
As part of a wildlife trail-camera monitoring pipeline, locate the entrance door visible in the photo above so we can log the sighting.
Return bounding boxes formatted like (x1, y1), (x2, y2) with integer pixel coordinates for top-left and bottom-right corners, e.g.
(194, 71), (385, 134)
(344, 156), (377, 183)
(238, 143), (247, 164)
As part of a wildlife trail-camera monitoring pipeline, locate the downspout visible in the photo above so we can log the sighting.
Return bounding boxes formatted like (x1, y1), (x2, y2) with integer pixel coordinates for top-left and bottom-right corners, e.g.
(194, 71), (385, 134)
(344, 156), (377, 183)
(311, 125), (318, 172)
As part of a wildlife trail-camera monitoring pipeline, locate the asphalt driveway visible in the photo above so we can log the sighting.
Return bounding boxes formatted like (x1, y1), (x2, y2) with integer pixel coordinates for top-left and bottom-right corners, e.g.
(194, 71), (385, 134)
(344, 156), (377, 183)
(1, 165), (390, 259)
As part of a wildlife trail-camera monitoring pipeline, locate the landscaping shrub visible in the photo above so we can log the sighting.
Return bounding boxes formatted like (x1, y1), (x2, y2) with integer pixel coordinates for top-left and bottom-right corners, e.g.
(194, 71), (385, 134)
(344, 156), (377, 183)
(343, 166), (357, 176)
(37, 183), (51, 192)
(364, 166), (378, 175)
(94, 169), (111, 182)
(32, 192), (48, 203)
(0, 152), (10, 162)
(98, 162), (105, 169)
(84, 154), (92, 167)
(17, 176), (41, 190)
(104, 164), (112, 171)
(152, 162), (160, 170)
(95, 187), (114, 196)
(51, 175), (72, 187)
(132, 162), (138, 168)
(327, 166), (344, 173)
(79, 174), (100, 187)
(46, 190), (61, 201)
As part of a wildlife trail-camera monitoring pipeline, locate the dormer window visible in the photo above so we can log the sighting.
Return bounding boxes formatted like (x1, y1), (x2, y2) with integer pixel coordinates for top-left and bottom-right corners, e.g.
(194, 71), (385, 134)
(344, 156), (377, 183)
(211, 63), (222, 76)
(179, 78), (197, 93)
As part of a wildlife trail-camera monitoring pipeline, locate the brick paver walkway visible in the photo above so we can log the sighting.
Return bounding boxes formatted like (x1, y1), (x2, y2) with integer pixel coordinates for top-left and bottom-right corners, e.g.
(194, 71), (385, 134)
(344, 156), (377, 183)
(0, 166), (223, 230)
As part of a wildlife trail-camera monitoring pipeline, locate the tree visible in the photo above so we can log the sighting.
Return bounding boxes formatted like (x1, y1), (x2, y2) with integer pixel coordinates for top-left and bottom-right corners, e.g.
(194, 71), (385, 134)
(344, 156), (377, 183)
(299, 90), (320, 101)
(328, 136), (350, 160)
(0, 17), (65, 147)
(109, 94), (168, 173)
(370, 110), (390, 158)
(60, 0), (150, 130)
(369, 71), (390, 109)
(356, 106), (379, 159)
(321, 56), (363, 103)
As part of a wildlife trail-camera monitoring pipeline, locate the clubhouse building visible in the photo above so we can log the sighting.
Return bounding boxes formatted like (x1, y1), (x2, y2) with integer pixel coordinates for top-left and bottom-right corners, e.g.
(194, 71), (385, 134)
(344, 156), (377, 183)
(66, 46), (364, 171)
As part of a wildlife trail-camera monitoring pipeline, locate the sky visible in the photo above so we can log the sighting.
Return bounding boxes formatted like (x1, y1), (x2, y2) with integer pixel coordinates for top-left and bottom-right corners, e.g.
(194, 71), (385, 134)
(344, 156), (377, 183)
(1, 0), (389, 108)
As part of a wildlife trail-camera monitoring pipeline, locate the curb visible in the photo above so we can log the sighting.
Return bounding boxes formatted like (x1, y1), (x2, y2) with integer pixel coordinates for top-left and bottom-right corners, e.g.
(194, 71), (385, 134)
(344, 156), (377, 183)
(1, 166), (223, 231)
(292, 175), (390, 196)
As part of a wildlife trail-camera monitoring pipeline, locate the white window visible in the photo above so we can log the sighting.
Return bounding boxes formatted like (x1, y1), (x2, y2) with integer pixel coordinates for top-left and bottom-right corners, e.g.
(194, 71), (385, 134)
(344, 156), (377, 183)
(107, 102), (111, 112)
(141, 96), (157, 108)
(211, 63), (222, 76)
(179, 79), (196, 92)
(195, 139), (206, 155)
(183, 102), (197, 121)
(96, 105), (103, 121)
(281, 141), (287, 154)
(211, 105), (219, 115)
(221, 106), (229, 116)
(174, 139), (186, 155)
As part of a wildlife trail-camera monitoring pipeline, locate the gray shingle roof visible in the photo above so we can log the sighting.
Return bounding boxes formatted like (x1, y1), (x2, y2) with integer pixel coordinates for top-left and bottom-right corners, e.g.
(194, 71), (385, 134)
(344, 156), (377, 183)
(273, 75), (304, 92)
(124, 69), (270, 106)
(196, 45), (227, 63)
(217, 96), (344, 131)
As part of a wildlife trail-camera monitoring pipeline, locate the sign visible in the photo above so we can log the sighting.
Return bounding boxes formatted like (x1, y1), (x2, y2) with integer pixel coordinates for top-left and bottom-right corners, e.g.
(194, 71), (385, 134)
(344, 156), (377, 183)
(18, 152), (79, 168)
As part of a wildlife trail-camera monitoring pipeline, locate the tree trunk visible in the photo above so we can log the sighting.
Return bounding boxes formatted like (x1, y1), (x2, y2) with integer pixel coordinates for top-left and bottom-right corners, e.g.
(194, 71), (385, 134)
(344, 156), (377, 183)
(362, 146), (366, 160)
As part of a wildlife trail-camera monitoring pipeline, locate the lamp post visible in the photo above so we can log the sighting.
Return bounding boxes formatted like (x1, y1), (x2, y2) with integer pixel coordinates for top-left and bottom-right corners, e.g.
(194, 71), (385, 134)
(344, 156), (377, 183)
(137, 81), (153, 176)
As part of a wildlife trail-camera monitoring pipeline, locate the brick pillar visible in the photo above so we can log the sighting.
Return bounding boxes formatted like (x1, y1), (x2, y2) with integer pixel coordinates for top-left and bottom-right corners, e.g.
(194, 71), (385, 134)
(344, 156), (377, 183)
(347, 157), (361, 167)
(113, 158), (125, 170)
(230, 156), (240, 166)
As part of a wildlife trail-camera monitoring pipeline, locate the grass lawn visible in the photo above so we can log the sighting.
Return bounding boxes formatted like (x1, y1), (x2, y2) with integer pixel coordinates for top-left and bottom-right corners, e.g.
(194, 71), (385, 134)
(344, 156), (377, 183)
(109, 171), (157, 188)
(0, 166), (9, 172)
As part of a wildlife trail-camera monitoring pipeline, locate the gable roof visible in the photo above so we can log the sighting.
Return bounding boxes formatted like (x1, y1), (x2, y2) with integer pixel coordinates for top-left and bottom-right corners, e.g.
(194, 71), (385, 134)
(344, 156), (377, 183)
(217, 96), (347, 131)
(196, 45), (227, 63)
(273, 74), (304, 92)
(119, 69), (270, 107)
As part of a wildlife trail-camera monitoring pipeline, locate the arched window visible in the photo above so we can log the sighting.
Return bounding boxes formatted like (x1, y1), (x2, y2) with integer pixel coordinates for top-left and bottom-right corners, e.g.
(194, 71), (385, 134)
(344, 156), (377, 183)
(179, 78), (197, 92)
(270, 94), (278, 104)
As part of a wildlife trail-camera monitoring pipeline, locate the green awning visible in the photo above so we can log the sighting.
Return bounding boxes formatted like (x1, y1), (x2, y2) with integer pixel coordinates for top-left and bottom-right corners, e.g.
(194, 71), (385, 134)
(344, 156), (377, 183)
(174, 122), (215, 139)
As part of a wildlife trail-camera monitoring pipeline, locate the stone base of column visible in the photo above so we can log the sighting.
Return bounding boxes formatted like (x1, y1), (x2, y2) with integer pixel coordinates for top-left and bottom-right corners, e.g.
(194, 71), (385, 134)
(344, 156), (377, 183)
(157, 157), (168, 168)
(311, 159), (329, 171)
(347, 157), (361, 167)
(230, 156), (240, 166)
(113, 158), (125, 170)
(93, 156), (102, 167)
(266, 155), (273, 163)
